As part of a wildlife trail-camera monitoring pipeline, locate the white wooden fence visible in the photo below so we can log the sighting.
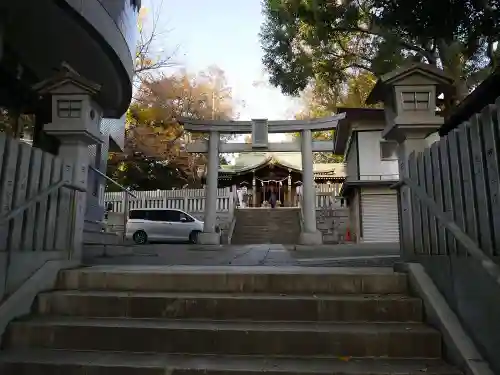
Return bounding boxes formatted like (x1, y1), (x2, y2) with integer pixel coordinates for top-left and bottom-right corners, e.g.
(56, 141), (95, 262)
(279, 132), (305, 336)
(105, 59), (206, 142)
(104, 184), (342, 214)
(105, 187), (231, 213)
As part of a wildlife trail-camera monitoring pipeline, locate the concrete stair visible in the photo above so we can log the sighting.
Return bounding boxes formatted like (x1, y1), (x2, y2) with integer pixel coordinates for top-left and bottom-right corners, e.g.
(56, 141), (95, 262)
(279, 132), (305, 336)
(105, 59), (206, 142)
(0, 266), (462, 375)
(231, 208), (301, 244)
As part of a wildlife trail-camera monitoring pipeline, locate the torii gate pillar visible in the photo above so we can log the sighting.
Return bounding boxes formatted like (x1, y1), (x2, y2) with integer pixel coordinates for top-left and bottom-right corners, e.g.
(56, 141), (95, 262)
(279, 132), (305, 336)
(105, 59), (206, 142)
(299, 128), (323, 245)
(197, 130), (220, 244)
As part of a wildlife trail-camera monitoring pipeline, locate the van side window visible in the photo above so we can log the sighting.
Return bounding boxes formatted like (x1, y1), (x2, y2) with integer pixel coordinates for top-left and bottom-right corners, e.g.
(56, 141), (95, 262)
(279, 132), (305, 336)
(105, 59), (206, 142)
(165, 210), (181, 222)
(129, 210), (146, 220)
(148, 210), (167, 222)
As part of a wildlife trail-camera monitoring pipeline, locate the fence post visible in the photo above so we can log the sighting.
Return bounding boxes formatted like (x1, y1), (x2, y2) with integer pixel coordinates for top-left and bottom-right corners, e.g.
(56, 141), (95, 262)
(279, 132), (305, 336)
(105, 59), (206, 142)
(163, 191), (168, 209)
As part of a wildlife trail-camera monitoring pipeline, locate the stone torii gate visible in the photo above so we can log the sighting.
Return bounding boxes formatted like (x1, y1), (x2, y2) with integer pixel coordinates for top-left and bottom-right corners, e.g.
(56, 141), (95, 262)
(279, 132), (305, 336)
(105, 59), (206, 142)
(179, 114), (346, 245)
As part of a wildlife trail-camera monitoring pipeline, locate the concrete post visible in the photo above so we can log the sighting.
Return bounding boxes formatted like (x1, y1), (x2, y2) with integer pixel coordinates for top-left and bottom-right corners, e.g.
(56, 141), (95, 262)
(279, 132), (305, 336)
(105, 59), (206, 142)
(198, 130), (220, 244)
(299, 129), (323, 245)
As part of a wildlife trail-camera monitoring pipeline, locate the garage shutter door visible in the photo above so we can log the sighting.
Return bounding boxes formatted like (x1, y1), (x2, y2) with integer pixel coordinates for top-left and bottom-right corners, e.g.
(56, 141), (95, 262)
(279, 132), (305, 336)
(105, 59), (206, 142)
(361, 194), (399, 243)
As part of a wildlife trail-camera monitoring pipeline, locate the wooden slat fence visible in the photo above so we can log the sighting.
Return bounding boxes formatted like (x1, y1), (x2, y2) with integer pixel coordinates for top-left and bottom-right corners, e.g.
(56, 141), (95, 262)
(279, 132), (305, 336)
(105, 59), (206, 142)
(401, 103), (500, 258)
(397, 99), (500, 373)
(105, 187), (231, 213)
(0, 133), (77, 300)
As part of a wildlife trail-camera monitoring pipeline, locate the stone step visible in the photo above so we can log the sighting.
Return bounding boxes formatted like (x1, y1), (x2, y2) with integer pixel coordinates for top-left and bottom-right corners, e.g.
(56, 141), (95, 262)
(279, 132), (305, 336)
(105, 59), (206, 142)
(6, 318), (442, 357)
(230, 239), (301, 245)
(234, 226), (299, 230)
(37, 291), (423, 322)
(56, 266), (408, 294)
(235, 219), (300, 223)
(233, 209), (301, 244)
(234, 221), (300, 225)
(0, 350), (462, 375)
(231, 233), (300, 239)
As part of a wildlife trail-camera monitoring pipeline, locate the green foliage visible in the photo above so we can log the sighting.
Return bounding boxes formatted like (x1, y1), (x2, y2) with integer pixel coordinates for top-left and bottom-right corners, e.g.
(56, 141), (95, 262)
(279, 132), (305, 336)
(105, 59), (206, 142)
(293, 70), (379, 163)
(260, 0), (500, 104)
(0, 108), (34, 137)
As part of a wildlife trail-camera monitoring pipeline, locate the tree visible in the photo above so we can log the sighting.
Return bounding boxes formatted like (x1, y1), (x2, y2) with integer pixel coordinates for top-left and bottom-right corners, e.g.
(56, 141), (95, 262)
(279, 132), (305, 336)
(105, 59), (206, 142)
(260, 0), (500, 110)
(134, 1), (178, 83)
(292, 71), (378, 163)
(107, 67), (235, 190)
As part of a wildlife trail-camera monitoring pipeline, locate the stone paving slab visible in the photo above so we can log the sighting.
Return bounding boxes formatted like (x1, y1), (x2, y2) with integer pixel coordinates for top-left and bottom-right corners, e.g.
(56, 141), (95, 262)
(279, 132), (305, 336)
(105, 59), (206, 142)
(75, 264), (398, 274)
(83, 242), (400, 268)
(0, 349), (461, 374)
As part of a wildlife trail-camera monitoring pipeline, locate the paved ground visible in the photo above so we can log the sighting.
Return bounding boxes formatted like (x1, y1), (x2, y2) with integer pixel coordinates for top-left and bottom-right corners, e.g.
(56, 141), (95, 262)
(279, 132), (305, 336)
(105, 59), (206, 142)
(83, 243), (400, 267)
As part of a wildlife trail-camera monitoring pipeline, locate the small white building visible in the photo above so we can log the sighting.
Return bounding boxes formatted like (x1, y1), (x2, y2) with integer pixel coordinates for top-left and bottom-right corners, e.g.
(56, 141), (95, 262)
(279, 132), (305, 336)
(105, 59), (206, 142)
(334, 63), (454, 243)
(333, 108), (400, 243)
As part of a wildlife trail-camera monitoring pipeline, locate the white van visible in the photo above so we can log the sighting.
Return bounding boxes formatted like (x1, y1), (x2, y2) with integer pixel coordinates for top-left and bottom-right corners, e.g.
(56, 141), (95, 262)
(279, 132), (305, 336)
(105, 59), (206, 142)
(126, 208), (207, 244)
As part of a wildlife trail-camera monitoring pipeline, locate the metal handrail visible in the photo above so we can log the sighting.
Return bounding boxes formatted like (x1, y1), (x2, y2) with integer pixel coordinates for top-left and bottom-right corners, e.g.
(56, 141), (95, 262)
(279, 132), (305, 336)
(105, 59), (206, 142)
(0, 180), (84, 225)
(227, 188), (239, 244)
(89, 166), (137, 198)
(89, 166), (136, 242)
(392, 178), (500, 286)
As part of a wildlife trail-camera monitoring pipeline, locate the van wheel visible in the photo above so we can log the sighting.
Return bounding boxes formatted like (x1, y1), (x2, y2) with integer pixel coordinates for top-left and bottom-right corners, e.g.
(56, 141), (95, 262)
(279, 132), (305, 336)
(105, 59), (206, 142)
(133, 230), (148, 245)
(189, 230), (201, 244)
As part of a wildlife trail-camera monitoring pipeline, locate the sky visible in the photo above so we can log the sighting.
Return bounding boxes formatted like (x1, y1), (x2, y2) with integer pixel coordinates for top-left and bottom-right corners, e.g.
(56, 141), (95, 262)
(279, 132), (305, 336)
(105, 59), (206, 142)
(143, 0), (302, 142)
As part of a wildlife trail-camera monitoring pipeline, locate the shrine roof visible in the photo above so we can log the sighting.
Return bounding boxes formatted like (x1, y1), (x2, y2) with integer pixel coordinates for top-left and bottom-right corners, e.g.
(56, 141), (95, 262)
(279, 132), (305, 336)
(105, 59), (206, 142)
(219, 152), (345, 176)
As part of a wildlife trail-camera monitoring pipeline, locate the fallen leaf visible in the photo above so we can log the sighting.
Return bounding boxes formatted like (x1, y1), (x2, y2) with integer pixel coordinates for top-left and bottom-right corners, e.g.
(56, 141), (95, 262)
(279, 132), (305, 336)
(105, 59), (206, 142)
(338, 356), (351, 362)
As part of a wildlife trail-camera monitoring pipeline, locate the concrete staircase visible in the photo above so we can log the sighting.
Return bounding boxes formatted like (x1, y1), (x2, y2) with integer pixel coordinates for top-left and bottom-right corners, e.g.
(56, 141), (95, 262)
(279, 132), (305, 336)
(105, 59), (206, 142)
(231, 208), (301, 244)
(0, 266), (461, 374)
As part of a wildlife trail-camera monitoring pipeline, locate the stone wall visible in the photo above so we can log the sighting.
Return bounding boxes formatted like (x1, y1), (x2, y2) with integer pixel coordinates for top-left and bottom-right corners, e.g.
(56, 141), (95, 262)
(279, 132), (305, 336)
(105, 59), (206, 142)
(316, 207), (350, 244)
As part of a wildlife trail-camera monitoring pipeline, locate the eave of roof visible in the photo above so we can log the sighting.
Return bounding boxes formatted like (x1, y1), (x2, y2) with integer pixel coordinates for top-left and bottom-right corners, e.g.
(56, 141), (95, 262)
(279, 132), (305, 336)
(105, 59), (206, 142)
(333, 108), (386, 155)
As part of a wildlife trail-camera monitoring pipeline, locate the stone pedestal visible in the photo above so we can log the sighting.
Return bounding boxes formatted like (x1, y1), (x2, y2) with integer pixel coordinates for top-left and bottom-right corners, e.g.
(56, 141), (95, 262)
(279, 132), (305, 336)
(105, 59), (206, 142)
(197, 232), (221, 245)
(385, 126), (441, 260)
(57, 140), (92, 259)
(299, 230), (323, 245)
(34, 68), (103, 260)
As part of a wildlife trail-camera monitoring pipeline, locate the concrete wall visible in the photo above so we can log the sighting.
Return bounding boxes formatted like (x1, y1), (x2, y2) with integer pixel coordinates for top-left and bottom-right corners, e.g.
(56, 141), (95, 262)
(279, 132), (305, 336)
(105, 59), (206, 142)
(358, 131), (399, 178)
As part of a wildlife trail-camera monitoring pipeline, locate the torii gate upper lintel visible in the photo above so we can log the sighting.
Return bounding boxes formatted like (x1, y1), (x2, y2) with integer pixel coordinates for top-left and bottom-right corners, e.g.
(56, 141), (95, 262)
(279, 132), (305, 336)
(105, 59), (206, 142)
(176, 114), (346, 246)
